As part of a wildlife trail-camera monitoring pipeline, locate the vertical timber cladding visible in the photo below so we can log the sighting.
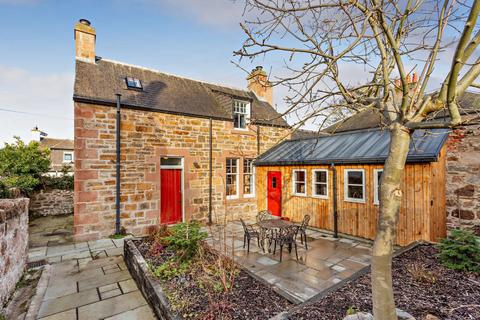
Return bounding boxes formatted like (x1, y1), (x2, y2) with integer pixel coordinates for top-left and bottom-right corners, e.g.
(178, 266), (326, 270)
(74, 102), (291, 240)
(255, 147), (447, 246)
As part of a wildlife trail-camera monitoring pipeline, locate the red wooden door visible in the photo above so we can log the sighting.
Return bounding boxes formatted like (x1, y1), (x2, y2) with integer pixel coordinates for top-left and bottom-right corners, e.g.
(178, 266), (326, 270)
(267, 171), (282, 216)
(160, 169), (182, 224)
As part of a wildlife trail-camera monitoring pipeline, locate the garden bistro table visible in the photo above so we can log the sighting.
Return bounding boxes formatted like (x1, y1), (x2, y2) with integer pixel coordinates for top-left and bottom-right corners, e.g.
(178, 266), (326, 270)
(256, 219), (293, 253)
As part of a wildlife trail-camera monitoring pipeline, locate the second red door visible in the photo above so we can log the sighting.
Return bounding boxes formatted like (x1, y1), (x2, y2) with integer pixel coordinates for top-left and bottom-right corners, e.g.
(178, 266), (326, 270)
(267, 171), (282, 216)
(160, 169), (182, 224)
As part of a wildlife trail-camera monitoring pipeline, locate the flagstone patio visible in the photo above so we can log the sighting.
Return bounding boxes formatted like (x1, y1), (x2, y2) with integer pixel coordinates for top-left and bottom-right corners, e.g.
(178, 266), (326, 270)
(205, 221), (372, 303)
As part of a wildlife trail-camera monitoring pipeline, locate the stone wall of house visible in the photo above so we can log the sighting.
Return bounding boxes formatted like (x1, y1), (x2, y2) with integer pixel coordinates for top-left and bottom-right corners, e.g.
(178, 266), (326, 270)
(30, 189), (74, 217)
(0, 198), (29, 307)
(74, 102), (291, 241)
(445, 124), (480, 230)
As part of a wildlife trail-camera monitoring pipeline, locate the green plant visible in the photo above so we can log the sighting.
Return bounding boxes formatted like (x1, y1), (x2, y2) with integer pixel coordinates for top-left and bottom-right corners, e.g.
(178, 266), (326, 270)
(165, 222), (208, 261)
(152, 259), (190, 280)
(436, 229), (480, 272)
(346, 306), (358, 316)
(0, 137), (50, 197)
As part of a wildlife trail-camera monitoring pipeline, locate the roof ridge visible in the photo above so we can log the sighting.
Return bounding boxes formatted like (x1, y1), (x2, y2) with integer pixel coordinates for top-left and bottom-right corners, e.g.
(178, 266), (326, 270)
(97, 58), (250, 94)
(287, 127), (387, 142)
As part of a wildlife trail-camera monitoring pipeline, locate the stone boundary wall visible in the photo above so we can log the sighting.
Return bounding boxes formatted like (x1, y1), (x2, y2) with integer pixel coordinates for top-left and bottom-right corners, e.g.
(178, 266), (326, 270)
(30, 189), (74, 217)
(0, 198), (29, 307)
(445, 124), (480, 230)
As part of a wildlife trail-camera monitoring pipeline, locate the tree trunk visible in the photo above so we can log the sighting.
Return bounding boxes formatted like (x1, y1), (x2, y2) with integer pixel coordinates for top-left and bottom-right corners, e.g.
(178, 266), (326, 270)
(371, 123), (411, 320)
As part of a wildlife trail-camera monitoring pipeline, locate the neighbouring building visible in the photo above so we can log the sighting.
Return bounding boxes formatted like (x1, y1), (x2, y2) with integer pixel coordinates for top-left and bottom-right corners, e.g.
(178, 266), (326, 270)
(31, 127), (74, 176)
(72, 19), (291, 241)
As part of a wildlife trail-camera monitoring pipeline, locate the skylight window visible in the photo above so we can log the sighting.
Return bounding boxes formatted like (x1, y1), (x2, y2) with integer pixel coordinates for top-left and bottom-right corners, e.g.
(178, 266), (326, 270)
(125, 77), (143, 89)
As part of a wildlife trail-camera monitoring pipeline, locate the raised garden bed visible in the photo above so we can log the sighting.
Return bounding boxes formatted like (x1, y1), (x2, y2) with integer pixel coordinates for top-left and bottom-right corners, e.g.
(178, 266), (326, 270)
(125, 236), (292, 320)
(283, 243), (480, 320)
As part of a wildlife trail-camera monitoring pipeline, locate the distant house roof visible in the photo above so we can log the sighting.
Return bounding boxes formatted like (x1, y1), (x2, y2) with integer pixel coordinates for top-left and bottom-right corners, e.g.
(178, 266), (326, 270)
(291, 129), (325, 140)
(73, 59), (289, 127)
(325, 91), (480, 133)
(40, 138), (74, 150)
(255, 128), (449, 166)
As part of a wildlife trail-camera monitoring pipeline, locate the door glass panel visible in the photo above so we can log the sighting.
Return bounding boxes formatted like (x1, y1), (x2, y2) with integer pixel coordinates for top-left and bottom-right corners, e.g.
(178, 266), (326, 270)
(272, 177), (277, 188)
(161, 157), (182, 166)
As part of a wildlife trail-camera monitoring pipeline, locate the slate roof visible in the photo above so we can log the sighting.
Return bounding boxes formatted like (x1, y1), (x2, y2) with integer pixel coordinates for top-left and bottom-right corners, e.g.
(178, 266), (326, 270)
(73, 59), (289, 127)
(325, 91), (480, 133)
(40, 138), (74, 150)
(255, 128), (449, 166)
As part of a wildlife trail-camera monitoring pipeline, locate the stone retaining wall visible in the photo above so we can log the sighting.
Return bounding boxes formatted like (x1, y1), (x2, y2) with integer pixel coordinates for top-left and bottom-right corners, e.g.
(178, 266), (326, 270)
(0, 198), (29, 307)
(29, 189), (74, 217)
(445, 124), (480, 230)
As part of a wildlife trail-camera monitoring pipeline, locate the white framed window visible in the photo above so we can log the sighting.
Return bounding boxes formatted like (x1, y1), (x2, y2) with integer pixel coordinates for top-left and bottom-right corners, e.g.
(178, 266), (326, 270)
(63, 151), (74, 163)
(226, 158), (239, 199)
(373, 169), (383, 205)
(292, 169), (307, 196)
(233, 100), (250, 129)
(344, 169), (365, 203)
(243, 159), (255, 198)
(312, 169), (328, 199)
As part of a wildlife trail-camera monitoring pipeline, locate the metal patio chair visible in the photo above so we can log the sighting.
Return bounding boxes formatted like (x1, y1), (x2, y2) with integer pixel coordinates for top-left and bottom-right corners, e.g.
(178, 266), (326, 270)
(240, 218), (260, 253)
(296, 214), (311, 250)
(271, 225), (299, 262)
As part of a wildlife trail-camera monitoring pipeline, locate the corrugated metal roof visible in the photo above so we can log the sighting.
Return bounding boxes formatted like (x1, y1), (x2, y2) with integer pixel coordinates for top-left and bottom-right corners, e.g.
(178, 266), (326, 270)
(255, 128), (449, 166)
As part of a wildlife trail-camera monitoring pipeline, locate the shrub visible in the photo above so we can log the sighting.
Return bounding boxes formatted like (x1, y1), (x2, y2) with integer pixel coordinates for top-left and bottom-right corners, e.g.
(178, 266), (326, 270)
(436, 229), (480, 272)
(0, 137), (50, 197)
(165, 222), (208, 261)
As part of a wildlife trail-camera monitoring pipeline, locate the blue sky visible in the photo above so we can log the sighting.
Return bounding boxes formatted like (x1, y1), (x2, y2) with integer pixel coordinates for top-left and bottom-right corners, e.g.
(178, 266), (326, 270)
(0, 0), (259, 144)
(0, 0), (475, 144)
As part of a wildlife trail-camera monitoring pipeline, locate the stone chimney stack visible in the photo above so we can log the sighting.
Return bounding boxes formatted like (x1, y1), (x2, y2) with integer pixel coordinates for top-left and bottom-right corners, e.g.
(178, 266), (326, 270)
(74, 19), (96, 63)
(247, 66), (273, 106)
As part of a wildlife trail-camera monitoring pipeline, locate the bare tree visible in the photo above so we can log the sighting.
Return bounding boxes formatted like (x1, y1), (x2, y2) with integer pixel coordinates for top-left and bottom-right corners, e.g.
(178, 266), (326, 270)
(235, 1), (480, 319)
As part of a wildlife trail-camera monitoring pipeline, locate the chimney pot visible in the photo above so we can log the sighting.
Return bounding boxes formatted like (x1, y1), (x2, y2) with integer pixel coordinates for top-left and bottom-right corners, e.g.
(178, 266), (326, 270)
(79, 19), (91, 26)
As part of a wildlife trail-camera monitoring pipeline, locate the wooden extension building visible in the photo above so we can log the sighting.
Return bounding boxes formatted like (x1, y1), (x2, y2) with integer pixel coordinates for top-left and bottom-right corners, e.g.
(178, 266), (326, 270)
(254, 128), (449, 246)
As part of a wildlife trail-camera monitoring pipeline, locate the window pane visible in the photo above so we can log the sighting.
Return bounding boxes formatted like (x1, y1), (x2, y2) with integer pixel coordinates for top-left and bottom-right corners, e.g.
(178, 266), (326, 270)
(296, 183), (305, 194)
(376, 170), (383, 202)
(244, 175), (252, 194)
(64, 153), (72, 161)
(295, 171), (305, 182)
(315, 184), (327, 196)
(272, 177), (276, 188)
(348, 185), (363, 199)
(348, 171), (363, 184)
(239, 114), (246, 128)
(315, 171), (327, 183)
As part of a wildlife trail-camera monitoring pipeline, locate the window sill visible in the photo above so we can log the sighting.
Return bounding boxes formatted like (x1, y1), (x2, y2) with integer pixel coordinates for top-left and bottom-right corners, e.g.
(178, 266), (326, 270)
(292, 193), (307, 197)
(244, 194), (256, 199)
(312, 195), (329, 200)
(226, 196), (239, 200)
(344, 198), (366, 204)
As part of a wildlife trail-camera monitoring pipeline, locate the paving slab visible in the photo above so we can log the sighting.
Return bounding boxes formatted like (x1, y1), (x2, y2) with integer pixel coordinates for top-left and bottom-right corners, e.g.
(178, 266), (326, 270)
(38, 288), (99, 318)
(77, 270), (132, 291)
(77, 291), (146, 320)
(104, 305), (156, 320)
(39, 308), (76, 320)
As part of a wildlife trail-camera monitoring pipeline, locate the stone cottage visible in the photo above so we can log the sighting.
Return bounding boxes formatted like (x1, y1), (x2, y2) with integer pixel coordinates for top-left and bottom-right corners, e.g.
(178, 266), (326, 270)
(72, 20), (291, 241)
(325, 91), (480, 231)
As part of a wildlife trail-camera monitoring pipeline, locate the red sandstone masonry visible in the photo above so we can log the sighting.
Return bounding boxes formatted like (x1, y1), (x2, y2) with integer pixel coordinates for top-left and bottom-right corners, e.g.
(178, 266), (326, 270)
(74, 102), (290, 240)
(445, 124), (480, 230)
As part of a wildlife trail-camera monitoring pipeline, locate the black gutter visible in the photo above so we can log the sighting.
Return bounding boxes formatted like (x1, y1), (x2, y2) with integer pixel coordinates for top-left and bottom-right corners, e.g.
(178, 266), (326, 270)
(257, 125), (261, 155)
(115, 94), (122, 235)
(330, 163), (338, 238)
(208, 118), (213, 225)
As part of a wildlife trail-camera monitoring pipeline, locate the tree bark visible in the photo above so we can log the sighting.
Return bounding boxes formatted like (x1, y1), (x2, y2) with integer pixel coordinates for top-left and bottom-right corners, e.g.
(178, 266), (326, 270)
(371, 122), (411, 320)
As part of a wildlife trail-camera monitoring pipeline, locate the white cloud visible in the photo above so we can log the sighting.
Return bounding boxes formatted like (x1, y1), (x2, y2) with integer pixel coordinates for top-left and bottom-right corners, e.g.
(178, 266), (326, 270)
(139, 0), (246, 28)
(0, 65), (74, 145)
